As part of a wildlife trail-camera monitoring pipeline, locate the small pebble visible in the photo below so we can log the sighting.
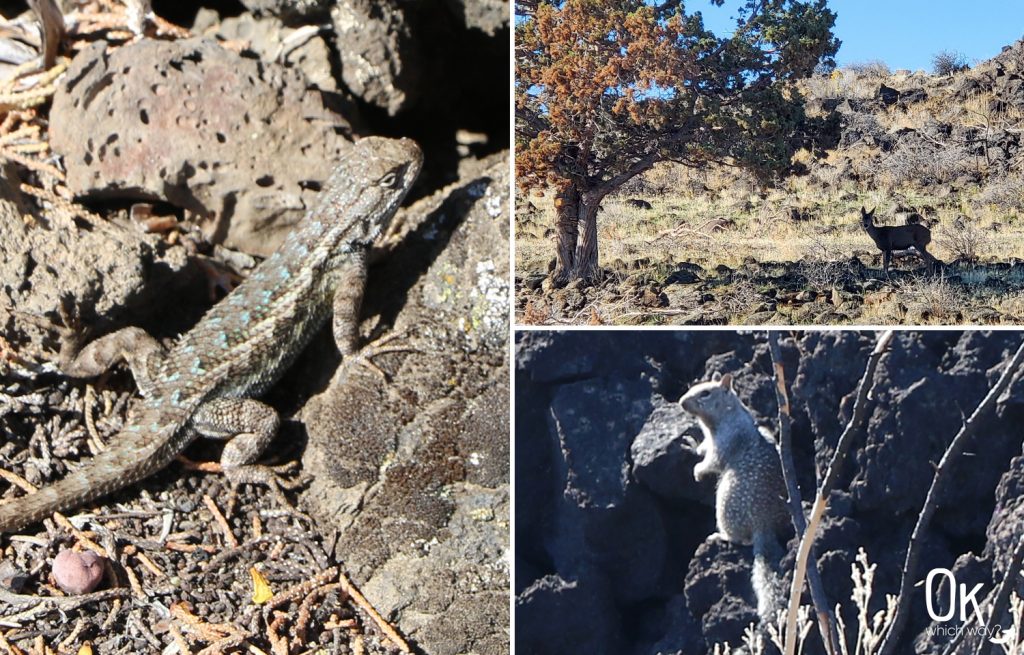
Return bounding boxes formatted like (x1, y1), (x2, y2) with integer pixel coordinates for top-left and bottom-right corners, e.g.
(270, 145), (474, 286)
(52, 549), (104, 594)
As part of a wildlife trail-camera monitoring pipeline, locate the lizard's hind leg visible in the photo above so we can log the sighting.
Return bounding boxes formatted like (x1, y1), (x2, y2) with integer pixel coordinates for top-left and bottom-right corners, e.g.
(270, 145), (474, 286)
(190, 397), (303, 500)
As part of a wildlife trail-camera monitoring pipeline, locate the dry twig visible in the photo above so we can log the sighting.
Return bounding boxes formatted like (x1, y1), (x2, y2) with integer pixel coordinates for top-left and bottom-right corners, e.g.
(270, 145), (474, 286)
(880, 338), (1024, 655)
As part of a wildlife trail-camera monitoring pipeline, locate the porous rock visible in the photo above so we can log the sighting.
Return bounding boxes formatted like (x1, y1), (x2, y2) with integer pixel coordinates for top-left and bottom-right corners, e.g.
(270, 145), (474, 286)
(297, 152), (509, 654)
(49, 37), (353, 257)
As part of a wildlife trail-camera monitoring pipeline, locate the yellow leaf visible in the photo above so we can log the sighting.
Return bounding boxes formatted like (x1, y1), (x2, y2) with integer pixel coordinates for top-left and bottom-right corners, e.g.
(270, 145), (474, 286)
(250, 567), (273, 604)
(78, 644), (93, 655)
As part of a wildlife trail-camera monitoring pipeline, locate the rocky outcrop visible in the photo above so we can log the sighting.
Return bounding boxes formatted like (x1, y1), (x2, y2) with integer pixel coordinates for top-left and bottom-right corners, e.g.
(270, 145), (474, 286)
(516, 331), (1024, 654)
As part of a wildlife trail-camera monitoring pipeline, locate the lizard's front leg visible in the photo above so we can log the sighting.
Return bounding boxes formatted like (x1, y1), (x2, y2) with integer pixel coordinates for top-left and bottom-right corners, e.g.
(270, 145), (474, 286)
(189, 397), (283, 487)
(331, 254), (368, 360)
(331, 254), (414, 381)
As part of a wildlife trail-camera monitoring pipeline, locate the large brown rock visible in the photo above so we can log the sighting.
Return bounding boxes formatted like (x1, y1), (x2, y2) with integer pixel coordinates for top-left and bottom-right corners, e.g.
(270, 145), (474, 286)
(49, 37), (353, 257)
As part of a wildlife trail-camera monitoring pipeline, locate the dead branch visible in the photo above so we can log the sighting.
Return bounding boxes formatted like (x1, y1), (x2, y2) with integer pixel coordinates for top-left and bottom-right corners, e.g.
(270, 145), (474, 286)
(879, 338), (1024, 655)
(767, 332), (839, 655)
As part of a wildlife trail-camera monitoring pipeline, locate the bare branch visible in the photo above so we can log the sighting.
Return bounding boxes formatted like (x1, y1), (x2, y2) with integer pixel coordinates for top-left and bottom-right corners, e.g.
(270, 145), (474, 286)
(819, 331), (895, 499)
(767, 332), (839, 655)
(879, 338), (1024, 655)
(976, 533), (1024, 655)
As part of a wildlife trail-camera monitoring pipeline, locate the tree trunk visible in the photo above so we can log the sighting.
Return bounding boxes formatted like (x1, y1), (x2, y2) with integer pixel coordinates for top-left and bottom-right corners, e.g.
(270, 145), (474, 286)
(572, 194), (602, 284)
(551, 182), (581, 287)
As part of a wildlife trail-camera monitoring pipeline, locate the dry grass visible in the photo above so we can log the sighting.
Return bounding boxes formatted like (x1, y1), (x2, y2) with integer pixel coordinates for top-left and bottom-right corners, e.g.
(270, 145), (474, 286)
(516, 180), (1023, 276)
(516, 61), (1024, 325)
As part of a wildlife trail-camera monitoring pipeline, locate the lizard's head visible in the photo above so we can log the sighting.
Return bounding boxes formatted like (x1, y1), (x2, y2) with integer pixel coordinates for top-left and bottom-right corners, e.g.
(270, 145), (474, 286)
(680, 371), (740, 426)
(326, 136), (424, 248)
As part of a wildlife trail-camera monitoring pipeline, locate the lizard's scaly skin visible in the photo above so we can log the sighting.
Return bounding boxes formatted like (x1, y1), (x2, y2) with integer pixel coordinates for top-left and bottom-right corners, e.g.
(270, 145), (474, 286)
(0, 136), (423, 532)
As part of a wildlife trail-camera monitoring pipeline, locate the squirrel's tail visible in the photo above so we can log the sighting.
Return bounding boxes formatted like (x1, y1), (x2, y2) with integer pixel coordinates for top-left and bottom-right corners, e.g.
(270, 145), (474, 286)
(752, 531), (784, 626)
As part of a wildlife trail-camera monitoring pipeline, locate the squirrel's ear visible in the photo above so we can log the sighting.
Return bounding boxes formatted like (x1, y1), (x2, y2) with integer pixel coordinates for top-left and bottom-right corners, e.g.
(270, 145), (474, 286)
(719, 372), (733, 390)
(711, 371), (722, 383)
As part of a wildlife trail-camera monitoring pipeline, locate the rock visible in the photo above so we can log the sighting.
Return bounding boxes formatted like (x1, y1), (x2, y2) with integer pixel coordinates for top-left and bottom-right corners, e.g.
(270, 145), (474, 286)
(986, 446), (1024, 582)
(0, 164), (198, 350)
(329, 0), (507, 117)
(52, 550), (104, 595)
(193, 9), (342, 93)
(235, 0), (331, 21)
(517, 575), (624, 655)
(877, 83), (900, 105)
(665, 263), (703, 285)
(898, 87), (927, 106)
(298, 152), (509, 653)
(640, 287), (667, 307)
(549, 376), (653, 509)
(331, 0), (420, 114)
(630, 395), (708, 503)
(49, 38), (353, 257)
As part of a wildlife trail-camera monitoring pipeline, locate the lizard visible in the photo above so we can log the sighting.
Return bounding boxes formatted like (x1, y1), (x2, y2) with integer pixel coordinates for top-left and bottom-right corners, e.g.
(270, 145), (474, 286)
(0, 135), (423, 533)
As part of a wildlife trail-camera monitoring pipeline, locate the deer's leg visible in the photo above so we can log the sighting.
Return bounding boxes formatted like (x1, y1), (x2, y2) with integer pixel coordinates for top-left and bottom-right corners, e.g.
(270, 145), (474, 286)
(919, 245), (938, 266)
(883, 251), (891, 278)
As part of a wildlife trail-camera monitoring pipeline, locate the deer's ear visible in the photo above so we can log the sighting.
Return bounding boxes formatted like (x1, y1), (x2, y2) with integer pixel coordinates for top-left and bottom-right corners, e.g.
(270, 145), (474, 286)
(719, 373), (733, 390)
(711, 371), (722, 383)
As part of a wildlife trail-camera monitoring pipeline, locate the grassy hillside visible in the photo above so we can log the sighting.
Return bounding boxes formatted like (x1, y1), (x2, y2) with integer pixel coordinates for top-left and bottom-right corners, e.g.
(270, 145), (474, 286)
(516, 42), (1024, 325)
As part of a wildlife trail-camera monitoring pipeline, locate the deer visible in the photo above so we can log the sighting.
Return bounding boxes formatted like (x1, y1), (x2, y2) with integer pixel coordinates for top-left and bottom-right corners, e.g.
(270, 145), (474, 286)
(859, 206), (939, 278)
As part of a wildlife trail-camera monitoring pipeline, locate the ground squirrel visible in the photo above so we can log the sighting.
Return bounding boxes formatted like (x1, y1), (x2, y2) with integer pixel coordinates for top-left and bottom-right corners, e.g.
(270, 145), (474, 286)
(680, 372), (790, 622)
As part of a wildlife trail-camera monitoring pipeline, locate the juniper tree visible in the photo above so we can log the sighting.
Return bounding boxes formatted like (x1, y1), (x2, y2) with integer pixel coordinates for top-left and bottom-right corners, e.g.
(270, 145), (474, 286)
(516, 0), (839, 285)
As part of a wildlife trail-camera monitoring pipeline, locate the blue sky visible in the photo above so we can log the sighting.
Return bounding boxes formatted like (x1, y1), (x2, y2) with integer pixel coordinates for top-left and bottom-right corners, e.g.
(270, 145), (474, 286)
(699, 1), (1024, 72)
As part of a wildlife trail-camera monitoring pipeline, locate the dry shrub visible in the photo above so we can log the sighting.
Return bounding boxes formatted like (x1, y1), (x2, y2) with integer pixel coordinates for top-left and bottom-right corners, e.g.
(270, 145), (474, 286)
(846, 60), (891, 79)
(932, 50), (970, 75)
(878, 138), (973, 187)
(718, 275), (765, 320)
(977, 176), (1024, 210)
(896, 275), (969, 322)
(939, 218), (990, 261)
(800, 236), (847, 291)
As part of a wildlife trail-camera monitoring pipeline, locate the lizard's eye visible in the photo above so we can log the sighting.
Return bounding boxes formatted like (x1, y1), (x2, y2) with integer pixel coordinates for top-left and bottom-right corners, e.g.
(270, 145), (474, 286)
(378, 170), (399, 188)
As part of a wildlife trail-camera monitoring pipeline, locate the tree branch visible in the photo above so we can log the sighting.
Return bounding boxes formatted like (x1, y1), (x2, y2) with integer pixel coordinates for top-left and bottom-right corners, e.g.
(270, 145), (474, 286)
(879, 338), (1024, 655)
(767, 332), (839, 655)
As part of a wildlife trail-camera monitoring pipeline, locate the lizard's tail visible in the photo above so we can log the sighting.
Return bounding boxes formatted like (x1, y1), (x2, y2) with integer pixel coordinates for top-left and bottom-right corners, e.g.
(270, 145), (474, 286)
(752, 530), (785, 626)
(0, 425), (179, 533)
